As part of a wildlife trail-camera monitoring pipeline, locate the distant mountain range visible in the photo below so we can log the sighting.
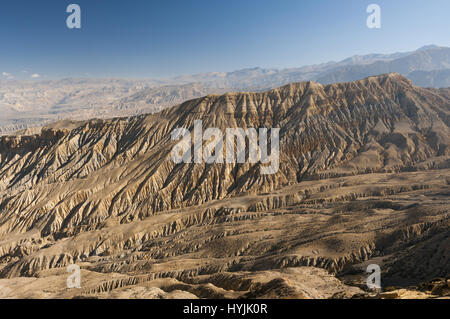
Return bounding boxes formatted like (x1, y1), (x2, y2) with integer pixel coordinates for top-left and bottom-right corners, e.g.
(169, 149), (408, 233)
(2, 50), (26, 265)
(168, 45), (450, 89)
(1, 45), (449, 135)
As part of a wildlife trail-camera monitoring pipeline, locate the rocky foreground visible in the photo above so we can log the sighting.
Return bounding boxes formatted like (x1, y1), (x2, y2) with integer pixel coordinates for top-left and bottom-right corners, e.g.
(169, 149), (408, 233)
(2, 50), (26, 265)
(0, 73), (448, 298)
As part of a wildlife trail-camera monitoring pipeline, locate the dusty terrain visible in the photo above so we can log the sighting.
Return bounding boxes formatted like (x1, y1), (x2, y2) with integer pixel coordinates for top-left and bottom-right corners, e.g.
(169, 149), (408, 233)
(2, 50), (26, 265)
(0, 73), (448, 299)
(1, 45), (449, 135)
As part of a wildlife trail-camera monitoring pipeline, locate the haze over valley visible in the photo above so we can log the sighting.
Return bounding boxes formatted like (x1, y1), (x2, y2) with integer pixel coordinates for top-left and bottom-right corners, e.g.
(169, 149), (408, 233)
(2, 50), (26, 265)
(1, 0), (449, 301)
(1, 45), (450, 135)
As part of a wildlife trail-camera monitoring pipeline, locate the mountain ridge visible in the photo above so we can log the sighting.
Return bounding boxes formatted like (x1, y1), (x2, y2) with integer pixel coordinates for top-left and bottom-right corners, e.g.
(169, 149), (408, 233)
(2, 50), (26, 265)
(0, 73), (448, 298)
(1, 46), (450, 136)
(1, 73), (448, 229)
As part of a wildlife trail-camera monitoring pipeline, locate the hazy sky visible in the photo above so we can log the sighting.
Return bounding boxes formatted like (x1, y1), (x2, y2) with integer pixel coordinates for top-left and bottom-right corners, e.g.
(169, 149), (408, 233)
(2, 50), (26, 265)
(1, 0), (449, 79)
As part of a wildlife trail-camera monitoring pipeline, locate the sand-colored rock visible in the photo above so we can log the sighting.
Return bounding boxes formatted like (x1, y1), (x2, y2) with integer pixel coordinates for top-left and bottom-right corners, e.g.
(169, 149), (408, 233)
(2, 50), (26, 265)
(0, 74), (448, 298)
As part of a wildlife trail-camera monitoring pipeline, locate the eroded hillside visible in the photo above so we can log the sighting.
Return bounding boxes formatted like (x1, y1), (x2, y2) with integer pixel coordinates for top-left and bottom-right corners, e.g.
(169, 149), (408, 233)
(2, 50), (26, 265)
(0, 73), (448, 298)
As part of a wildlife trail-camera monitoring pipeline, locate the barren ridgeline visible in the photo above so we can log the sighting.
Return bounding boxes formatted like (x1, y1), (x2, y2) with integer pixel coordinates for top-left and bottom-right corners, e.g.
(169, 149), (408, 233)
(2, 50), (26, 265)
(0, 73), (448, 298)
(1, 45), (449, 136)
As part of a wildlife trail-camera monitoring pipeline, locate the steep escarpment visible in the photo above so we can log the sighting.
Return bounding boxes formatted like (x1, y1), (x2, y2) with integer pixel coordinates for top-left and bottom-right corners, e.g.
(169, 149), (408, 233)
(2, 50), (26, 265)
(0, 74), (448, 298)
(0, 74), (448, 236)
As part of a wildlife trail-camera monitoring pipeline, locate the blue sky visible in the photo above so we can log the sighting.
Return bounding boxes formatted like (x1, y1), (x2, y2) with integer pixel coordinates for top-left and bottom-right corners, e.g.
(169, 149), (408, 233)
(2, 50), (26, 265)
(0, 0), (449, 79)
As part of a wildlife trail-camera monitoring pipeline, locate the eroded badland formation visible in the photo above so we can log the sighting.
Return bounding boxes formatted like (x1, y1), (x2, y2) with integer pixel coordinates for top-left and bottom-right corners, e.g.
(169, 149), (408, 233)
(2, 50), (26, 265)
(0, 73), (448, 299)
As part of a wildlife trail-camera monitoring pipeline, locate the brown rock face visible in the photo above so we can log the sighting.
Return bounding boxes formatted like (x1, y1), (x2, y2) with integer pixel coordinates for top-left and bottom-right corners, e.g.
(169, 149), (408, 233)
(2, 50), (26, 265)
(0, 73), (448, 298)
